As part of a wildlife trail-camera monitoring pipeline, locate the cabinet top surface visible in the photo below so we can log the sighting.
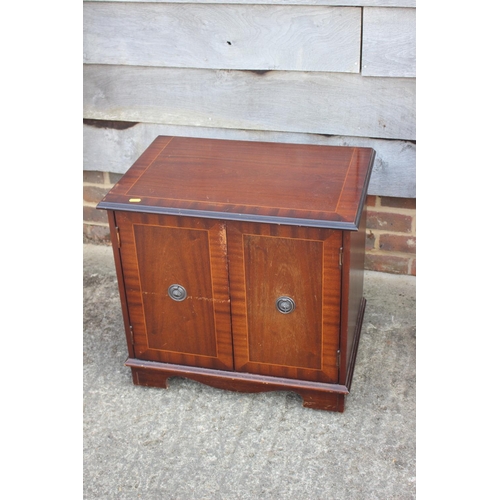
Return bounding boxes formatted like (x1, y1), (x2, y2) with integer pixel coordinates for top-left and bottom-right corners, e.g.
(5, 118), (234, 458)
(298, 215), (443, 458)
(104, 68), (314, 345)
(98, 136), (375, 229)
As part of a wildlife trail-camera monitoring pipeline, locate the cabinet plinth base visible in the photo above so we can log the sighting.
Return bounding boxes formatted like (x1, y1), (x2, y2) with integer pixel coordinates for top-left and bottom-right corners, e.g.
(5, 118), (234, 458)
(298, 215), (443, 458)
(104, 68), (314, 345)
(124, 296), (367, 413)
(125, 359), (350, 412)
(124, 296), (366, 413)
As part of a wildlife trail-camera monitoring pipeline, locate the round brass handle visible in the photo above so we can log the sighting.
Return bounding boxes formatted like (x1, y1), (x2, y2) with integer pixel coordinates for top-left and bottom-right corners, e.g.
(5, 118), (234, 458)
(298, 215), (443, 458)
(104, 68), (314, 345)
(276, 296), (295, 314)
(168, 284), (187, 302)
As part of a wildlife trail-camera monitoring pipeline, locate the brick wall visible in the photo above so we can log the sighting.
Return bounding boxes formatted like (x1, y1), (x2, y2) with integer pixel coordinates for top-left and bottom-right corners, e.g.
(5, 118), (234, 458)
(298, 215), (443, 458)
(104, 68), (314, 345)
(83, 171), (122, 242)
(84, 172), (416, 276)
(365, 195), (416, 276)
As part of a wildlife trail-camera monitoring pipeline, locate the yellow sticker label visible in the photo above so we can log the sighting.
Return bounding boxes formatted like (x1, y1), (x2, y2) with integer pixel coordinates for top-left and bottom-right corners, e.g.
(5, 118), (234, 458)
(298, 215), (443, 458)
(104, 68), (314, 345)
(128, 198), (142, 203)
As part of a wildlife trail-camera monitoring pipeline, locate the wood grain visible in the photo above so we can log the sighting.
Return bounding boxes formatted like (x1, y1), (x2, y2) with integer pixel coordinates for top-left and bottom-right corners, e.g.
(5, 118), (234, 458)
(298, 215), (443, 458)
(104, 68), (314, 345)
(362, 7), (416, 77)
(98, 136), (374, 230)
(227, 222), (342, 383)
(99, 135), (373, 412)
(84, 1), (415, 7)
(339, 206), (367, 385)
(115, 211), (234, 370)
(83, 64), (416, 141)
(106, 210), (135, 358)
(84, 3), (361, 73)
(125, 359), (350, 412)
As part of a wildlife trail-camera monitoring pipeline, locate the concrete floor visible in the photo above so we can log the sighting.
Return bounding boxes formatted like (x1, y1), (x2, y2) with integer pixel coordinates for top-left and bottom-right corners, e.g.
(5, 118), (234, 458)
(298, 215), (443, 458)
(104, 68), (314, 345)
(83, 243), (416, 500)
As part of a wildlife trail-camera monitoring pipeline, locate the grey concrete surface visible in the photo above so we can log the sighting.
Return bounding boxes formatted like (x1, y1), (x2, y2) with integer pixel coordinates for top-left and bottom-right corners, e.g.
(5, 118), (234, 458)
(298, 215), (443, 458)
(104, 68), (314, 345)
(83, 243), (416, 500)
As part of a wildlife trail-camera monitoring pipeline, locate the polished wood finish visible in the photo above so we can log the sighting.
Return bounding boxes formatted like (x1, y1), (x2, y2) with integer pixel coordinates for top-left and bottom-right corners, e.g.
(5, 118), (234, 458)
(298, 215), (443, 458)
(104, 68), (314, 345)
(227, 221), (342, 383)
(125, 359), (348, 412)
(340, 204), (368, 386)
(98, 136), (375, 230)
(115, 211), (234, 371)
(106, 210), (135, 359)
(98, 136), (374, 412)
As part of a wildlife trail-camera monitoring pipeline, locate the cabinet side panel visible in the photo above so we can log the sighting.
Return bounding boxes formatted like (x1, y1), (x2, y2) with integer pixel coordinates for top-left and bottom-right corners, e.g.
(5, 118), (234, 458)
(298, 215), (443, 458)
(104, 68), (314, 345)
(107, 210), (136, 358)
(341, 205), (367, 385)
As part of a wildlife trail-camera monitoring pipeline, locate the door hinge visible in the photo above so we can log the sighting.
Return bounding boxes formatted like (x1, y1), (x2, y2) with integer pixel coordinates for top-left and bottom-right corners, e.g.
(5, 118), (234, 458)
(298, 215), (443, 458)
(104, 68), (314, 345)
(338, 246), (343, 268)
(337, 349), (341, 368)
(115, 226), (121, 248)
(129, 324), (135, 345)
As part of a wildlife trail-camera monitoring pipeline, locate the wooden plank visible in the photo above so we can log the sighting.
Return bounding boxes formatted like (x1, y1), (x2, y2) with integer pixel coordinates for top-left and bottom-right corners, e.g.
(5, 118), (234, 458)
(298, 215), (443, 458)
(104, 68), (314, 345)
(362, 8), (416, 77)
(84, 3), (361, 73)
(84, 1), (416, 7)
(83, 122), (416, 198)
(83, 65), (415, 141)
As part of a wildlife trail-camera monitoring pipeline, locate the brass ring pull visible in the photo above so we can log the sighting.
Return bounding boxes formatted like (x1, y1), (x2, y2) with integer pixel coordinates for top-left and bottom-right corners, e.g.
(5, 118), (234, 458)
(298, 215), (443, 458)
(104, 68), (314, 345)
(276, 296), (295, 314)
(168, 284), (187, 302)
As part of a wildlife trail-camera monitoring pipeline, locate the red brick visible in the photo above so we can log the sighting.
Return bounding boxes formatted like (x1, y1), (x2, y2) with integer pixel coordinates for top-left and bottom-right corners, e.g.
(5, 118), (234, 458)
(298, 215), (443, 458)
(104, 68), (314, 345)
(365, 253), (410, 275)
(83, 224), (111, 243)
(380, 196), (416, 210)
(83, 185), (108, 204)
(367, 211), (413, 233)
(379, 234), (416, 254)
(83, 205), (108, 224)
(83, 171), (104, 184)
(410, 258), (416, 276)
(366, 195), (377, 207)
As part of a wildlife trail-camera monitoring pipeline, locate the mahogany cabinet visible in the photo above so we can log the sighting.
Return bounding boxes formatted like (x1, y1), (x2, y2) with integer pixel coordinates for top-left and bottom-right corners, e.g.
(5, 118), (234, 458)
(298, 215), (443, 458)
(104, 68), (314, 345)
(97, 136), (375, 412)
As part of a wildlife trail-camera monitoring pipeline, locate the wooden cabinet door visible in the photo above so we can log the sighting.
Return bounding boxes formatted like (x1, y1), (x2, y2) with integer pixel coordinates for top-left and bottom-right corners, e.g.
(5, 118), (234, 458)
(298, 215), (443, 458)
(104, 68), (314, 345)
(115, 212), (234, 371)
(227, 222), (342, 383)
